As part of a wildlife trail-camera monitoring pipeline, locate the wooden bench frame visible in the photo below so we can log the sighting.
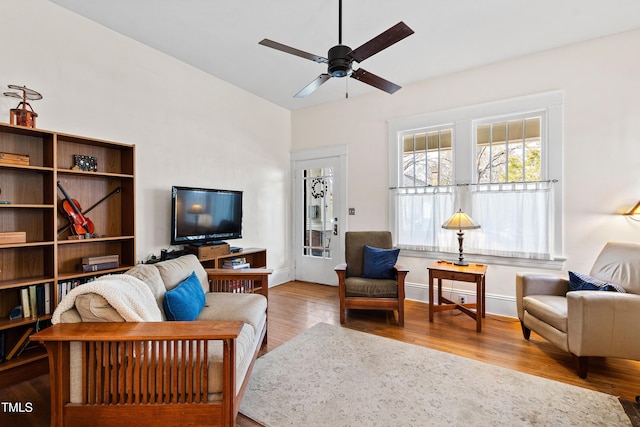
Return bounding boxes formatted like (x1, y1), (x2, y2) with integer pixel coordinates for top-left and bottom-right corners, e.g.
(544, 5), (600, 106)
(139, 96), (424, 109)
(33, 269), (271, 427)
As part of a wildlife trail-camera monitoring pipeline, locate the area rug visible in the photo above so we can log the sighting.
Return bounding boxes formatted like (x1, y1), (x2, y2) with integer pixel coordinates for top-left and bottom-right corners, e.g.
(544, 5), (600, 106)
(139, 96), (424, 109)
(239, 322), (631, 426)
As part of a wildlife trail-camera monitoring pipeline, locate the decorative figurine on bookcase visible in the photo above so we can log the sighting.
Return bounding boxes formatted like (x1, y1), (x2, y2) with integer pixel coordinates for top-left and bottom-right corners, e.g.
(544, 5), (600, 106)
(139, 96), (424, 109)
(72, 154), (98, 172)
(3, 85), (42, 128)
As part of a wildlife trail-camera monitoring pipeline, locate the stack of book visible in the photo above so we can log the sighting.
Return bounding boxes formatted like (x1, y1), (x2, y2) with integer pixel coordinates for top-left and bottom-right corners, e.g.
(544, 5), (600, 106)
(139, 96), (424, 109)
(222, 257), (250, 269)
(20, 283), (52, 318)
(81, 254), (119, 272)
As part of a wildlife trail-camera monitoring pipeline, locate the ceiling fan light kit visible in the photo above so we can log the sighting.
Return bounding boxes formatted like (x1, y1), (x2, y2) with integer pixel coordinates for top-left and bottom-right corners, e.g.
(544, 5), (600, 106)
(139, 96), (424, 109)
(328, 45), (353, 78)
(260, 0), (414, 99)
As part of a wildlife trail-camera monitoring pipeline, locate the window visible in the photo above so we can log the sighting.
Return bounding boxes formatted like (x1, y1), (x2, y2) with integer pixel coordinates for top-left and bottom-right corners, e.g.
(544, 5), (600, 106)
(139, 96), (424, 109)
(388, 92), (564, 264)
(403, 126), (453, 187)
(476, 116), (541, 184)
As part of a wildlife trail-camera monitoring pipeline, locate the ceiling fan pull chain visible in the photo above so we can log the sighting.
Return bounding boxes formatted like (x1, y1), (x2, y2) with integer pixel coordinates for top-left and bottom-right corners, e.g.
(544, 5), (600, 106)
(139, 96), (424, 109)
(346, 77), (349, 99)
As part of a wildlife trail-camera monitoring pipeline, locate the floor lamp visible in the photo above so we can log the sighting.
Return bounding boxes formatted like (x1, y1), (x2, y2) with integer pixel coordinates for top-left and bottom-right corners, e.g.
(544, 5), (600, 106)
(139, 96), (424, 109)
(442, 209), (480, 266)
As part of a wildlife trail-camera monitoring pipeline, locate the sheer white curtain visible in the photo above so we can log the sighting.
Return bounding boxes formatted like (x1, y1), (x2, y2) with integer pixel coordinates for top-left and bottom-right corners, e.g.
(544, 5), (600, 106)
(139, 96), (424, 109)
(394, 182), (554, 259)
(466, 182), (554, 259)
(394, 186), (455, 252)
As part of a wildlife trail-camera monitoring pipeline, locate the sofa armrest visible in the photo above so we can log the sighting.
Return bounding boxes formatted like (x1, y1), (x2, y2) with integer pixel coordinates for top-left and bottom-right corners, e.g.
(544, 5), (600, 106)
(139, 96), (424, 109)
(516, 273), (569, 320)
(33, 320), (243, 342)
(33, 321), (244, 426)
(567, 291), (640, 359)
(206, 268), (272, 299)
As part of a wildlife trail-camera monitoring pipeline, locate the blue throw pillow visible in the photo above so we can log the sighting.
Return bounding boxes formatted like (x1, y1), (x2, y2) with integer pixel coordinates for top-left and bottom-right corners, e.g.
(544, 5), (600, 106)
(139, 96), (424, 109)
(362, 245), (400, 280)
(163, 271), (206, 321)
(568, 271), (626, 293)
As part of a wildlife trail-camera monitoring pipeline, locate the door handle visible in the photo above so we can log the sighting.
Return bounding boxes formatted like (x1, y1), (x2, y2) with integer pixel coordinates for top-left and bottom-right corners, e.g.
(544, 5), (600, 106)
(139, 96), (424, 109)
(333, 218), (338, 236)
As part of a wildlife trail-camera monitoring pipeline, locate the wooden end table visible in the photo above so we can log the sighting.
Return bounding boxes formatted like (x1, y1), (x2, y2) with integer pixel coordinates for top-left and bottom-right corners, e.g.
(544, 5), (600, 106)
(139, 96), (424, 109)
(428, 261), (488, 332)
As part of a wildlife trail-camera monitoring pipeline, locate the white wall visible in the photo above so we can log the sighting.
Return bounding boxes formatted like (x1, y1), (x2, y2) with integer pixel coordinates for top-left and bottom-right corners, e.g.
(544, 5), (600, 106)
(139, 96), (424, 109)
(0, 0), (293, 284)
(292, 29), (640, 317)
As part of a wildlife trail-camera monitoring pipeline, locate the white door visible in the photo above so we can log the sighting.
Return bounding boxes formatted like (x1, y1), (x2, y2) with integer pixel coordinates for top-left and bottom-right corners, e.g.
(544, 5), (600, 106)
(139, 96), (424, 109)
(293, 147), (347, 285)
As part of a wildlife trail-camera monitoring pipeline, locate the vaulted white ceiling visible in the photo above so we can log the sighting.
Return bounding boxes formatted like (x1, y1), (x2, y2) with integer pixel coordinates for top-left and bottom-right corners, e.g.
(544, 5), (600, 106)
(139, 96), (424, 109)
(50, 0), (640, 111)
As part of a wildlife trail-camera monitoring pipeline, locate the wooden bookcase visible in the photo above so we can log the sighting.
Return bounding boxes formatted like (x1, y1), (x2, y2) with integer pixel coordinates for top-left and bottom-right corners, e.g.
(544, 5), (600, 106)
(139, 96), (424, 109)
(0, 122), (135, 388)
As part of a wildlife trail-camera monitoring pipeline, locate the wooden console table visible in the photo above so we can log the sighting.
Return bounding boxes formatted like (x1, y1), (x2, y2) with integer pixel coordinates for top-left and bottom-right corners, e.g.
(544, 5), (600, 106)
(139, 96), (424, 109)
(428, 261), (487, 332)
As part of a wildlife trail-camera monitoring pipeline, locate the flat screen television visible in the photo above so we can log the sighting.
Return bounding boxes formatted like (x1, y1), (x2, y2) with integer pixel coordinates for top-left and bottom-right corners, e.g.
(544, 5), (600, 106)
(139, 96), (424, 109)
(171, 186), (243, 246)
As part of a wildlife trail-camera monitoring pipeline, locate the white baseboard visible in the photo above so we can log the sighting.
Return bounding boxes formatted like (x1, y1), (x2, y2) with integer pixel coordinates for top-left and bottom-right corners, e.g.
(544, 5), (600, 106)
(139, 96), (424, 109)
(268, 276), (518, 318)
(269, 267), (294, 287)
(405, 281), (517, 319)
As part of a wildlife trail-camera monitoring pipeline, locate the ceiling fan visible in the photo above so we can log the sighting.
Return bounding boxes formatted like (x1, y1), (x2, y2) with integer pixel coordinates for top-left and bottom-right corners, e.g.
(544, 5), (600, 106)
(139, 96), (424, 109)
(259, 0), (414, 98)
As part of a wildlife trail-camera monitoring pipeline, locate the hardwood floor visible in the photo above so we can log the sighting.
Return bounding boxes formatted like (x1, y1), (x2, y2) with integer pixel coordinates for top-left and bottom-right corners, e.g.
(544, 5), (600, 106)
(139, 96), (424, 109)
(2, 281), (639, 427)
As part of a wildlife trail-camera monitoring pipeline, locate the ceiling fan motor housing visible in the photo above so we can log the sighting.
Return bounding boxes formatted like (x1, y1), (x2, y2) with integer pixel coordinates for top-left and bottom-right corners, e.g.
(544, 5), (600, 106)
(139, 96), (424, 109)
(328, 45), (353, 77)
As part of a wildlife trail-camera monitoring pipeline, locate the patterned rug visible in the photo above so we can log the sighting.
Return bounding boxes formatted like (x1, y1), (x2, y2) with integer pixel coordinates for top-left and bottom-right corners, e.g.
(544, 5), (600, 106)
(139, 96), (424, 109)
(240, 322), (631, 426)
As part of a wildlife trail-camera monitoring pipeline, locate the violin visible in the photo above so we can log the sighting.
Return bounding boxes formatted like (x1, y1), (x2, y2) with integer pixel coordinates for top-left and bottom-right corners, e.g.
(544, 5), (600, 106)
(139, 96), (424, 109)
(57, 181), (95, 236)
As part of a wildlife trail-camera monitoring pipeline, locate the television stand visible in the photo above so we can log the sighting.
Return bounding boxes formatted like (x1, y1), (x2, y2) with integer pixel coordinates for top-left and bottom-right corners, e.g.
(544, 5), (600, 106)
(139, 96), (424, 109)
(189, 246), (267, 269)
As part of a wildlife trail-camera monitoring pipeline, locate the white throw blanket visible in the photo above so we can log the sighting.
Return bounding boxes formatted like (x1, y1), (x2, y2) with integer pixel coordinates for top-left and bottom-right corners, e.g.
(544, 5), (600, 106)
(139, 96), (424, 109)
(52, 274), (163, 323)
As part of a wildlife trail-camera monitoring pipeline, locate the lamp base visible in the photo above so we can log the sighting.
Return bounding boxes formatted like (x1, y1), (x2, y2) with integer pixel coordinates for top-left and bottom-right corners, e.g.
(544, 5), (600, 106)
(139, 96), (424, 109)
(455, 231), (468, 267)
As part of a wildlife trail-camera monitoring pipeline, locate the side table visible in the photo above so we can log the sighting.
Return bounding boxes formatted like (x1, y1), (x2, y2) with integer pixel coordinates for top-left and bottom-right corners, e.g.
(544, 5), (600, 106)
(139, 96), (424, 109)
(428, 261), (488, 332)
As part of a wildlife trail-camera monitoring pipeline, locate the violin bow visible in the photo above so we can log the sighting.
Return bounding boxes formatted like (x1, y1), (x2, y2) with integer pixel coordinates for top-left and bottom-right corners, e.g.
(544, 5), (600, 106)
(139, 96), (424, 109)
(56, 187), (122, 235)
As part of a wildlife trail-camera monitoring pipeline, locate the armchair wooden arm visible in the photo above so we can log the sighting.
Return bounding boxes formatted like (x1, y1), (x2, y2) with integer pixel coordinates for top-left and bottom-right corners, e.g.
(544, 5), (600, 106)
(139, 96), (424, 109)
(206, 268), (272, 299)
(32, 321), (244, 427)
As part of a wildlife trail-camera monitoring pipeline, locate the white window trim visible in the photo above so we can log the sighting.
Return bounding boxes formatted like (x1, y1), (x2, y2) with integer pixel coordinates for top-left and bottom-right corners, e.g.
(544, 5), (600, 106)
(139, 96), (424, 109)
(388, 91), (565, 269)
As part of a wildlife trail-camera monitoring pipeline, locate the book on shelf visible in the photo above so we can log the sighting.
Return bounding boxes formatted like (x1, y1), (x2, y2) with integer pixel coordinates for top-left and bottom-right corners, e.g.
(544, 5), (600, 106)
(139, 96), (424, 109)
(36, 285), (45, 316)
(81, 261), (119, 272)
(81, 254), (119, 265)
(15, 319), (47, 359)
(28, 285), (37, 317)
(44, 282), (51, 315)
(21, 288), (30, 318)
(0, 331), (5, 363)
(222, 262), (250, 269)
(5, 327), (34, 361)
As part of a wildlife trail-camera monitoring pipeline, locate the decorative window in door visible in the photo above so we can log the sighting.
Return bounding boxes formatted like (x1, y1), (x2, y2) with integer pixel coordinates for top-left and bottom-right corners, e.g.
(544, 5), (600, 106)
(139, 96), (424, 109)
(303, 168), (334, 258)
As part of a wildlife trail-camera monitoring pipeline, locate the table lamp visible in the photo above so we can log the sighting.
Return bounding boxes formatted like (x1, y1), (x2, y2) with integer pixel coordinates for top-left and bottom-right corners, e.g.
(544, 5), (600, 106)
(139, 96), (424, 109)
(442, 209), (480, 266)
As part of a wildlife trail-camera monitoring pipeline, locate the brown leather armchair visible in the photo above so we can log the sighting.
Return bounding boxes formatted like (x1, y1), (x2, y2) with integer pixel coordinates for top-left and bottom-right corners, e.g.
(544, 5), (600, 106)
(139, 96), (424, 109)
(516, 242), (640, 377)
(335, 231), (408, 326)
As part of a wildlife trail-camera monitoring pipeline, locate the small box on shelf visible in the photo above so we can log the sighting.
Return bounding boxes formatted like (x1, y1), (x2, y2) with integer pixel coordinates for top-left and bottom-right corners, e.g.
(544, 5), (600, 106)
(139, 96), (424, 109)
(0, 232), (26, 245)
(0, 152), (29, 166)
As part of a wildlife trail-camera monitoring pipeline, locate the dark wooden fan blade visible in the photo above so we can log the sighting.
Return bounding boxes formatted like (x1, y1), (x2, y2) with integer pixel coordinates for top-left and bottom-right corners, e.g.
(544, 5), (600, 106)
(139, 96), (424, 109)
(259, 39), (328, 64)
(351, 68), (401, 94)
(348, 22), (414, 63)
(294, 74), (332, 98)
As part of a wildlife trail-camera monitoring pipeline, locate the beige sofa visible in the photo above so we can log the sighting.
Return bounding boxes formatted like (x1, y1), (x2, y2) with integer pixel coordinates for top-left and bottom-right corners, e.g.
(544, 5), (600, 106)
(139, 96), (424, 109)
(38, 254), (269, 427)
(516, 242), (640, 378)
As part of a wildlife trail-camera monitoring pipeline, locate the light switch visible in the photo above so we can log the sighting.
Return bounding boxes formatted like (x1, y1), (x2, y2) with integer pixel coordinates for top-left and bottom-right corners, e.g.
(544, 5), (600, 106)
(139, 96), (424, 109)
(349, 208), (355, 215)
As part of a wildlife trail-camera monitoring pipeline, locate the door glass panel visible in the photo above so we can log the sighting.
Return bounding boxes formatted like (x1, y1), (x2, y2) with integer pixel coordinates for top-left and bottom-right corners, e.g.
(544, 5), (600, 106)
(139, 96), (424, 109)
(303, 167), (334, 259)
